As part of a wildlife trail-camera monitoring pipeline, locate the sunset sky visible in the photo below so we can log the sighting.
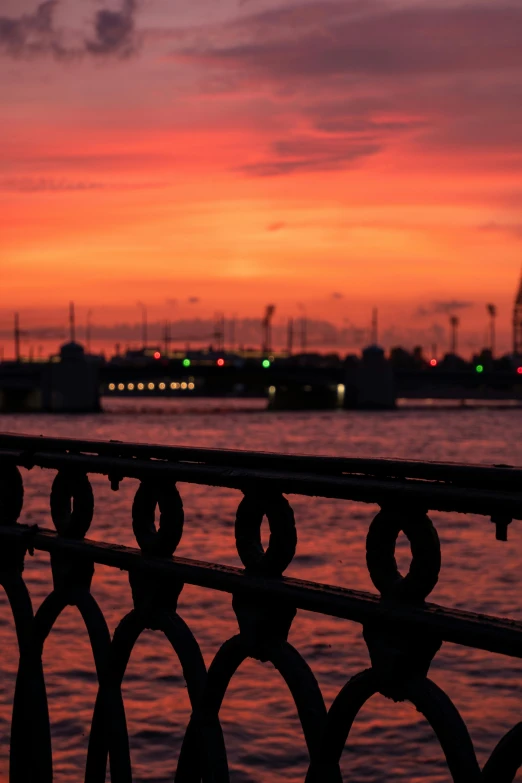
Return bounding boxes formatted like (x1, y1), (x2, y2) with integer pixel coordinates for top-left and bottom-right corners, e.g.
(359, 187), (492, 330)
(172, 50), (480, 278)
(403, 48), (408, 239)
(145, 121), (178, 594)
(2, 0), (522, 354)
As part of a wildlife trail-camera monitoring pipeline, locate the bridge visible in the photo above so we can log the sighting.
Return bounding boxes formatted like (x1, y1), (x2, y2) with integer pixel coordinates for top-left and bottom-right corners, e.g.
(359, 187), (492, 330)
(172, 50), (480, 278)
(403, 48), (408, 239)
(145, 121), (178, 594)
(3, 351), (522, 411)
(0, 432), (521, 780)
(100, 360), (522, 407)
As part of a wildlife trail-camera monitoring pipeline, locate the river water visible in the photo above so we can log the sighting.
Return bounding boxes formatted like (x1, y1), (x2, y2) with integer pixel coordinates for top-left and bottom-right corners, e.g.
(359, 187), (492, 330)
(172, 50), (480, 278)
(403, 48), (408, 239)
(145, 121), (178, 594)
(0, 399), (521, 782)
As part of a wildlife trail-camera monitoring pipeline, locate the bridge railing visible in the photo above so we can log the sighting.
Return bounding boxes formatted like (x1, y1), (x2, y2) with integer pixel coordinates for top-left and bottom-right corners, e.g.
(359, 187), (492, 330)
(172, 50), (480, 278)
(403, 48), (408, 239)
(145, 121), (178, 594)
(0, 431), (521, 782)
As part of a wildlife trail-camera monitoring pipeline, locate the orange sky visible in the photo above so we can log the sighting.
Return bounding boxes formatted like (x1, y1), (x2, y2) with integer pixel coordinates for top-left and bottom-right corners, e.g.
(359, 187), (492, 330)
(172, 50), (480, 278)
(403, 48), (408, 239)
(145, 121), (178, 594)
(1, 0), (522, 354)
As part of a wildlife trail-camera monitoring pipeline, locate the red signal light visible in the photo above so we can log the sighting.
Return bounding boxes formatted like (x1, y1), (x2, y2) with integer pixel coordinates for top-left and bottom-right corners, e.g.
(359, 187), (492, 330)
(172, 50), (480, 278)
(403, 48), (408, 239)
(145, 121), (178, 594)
(217, 358), (225, 366)
(430, 358), (437, 367)
(153, 351), (161, 359)
(517, 367), (522, 375)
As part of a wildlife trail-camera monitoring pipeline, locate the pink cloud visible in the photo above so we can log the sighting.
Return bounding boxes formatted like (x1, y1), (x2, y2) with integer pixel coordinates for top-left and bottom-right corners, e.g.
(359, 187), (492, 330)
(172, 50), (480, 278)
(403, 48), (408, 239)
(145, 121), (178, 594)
(170, 1), (522, 172)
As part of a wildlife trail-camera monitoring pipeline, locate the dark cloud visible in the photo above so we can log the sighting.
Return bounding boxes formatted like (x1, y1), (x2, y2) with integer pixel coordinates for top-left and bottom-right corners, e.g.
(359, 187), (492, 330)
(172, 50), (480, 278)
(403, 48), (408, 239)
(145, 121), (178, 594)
(0, 0), (138, 59)
(86, 0), (137, 58)
(179, 2), (522, 81)
(415, 300), (474, 318)
(331, 292), (344, 299)
(238, 137), (380, 176)
(187, 297), (200, 304)
(0, 1), (66, 58)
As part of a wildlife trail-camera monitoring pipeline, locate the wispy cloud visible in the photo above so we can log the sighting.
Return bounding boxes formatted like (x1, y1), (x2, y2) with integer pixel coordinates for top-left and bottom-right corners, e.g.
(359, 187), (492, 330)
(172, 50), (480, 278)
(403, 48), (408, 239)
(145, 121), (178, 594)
(415, 300), (474, 318)
(0, 177), (106, 193)
(238, 137), (380, 176)
(0, 177), (166, 193)
(479, 222), (522, 239)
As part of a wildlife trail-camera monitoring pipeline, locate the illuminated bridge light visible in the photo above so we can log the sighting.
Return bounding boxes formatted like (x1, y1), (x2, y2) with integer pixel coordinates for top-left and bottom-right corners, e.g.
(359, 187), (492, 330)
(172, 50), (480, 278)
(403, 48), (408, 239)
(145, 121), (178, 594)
(137, 383), (144, 390)
(268, 385), (276, 395)
(262, 359), (271, 368)
(108, 383), (115, 391)
(170, 382), (176, 390)
(183, 358), (191, 367)
(128, 383), (135, 391)
(188, 382), (195, 390)
(117, 383), (125, 391)
(181, 382), (188, 389)
(148, 382), (155, 390)
(159, 382), (166, 390)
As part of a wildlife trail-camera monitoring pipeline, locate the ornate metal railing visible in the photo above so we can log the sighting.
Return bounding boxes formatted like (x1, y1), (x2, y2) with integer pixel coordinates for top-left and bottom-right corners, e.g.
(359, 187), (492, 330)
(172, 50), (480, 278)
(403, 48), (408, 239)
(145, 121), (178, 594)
(0, 431), (521, 782)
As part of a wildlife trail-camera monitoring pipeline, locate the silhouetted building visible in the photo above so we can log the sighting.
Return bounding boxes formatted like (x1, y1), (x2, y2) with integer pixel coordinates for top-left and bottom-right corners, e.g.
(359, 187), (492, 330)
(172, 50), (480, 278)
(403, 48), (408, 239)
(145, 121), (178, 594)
(438, 353), (468, 371)
(412, 345), (427, 368)
(42, 341), (101, 412)
(389, 346), (427, 371)
(344, 345), (395, 409)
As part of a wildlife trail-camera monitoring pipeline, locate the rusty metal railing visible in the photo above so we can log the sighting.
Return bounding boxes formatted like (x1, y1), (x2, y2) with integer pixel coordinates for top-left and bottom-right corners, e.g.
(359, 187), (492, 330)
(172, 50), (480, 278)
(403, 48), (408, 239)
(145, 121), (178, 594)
(0, 431), (521, 782)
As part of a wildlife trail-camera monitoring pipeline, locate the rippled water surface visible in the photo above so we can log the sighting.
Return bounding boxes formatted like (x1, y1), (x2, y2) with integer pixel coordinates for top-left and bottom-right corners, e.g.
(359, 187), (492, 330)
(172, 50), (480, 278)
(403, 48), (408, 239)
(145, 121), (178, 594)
(1, 399), (522, 782)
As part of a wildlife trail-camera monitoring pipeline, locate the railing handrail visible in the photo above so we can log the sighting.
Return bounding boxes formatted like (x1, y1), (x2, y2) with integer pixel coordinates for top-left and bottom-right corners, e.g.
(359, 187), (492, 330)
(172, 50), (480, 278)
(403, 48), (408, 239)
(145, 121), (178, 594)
(0, 430), (521, 485)
(0, 523), (520, 660)
(1, 432), (521, 519)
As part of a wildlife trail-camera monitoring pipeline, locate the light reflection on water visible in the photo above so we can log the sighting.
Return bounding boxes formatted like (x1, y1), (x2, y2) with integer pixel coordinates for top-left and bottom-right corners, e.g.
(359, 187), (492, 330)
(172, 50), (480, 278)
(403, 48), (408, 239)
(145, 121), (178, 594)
(1, 399), (522, 782)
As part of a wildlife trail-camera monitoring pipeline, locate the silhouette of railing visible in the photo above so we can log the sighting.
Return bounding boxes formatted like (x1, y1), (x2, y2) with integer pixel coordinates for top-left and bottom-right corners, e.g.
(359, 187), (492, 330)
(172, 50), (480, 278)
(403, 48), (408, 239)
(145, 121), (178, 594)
(0, 431), (521, 782)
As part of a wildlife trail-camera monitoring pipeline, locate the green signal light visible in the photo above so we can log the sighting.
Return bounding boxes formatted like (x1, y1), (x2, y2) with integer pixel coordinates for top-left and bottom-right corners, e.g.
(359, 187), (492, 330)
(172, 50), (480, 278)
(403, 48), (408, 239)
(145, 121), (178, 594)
(182, 358), (191, 367)
(262, 359), (271, 368)
(476, 364), (484, 373)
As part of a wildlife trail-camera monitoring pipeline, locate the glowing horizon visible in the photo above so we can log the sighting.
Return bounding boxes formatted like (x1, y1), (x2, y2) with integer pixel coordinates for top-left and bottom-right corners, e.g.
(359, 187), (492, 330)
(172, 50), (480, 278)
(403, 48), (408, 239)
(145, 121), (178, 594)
(2, 0), (522, 354)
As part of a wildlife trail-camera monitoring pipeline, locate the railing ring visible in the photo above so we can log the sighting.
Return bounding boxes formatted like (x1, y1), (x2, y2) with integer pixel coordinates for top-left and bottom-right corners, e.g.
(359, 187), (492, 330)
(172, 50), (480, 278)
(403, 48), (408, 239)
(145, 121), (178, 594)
(50, 470), (94, 539)
(132, 480), (184, 556)
(235, 491), (296, 575)
(366, 507), (441, 601)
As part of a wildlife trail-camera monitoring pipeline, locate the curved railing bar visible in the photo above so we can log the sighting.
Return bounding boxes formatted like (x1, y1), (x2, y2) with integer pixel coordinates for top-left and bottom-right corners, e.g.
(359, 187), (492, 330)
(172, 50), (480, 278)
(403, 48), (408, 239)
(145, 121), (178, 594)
(33, 587), (112, 783)
(88, 606), (219, 783)
(306, 668), (481, 783)
(177, 634), (327, 783)
(482, 722), (522, 782)
(1, 571), (52, 783)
